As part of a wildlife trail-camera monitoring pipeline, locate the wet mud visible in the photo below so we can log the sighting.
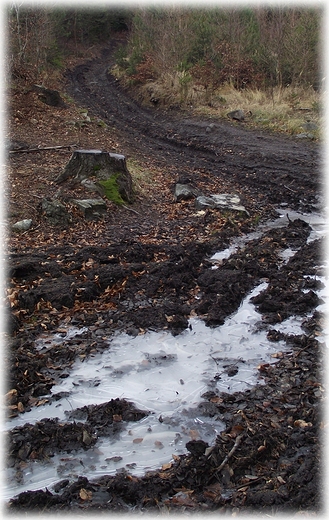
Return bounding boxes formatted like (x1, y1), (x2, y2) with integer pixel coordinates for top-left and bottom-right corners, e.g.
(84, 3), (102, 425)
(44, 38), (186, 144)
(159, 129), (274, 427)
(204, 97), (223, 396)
(5, 40), (325, 514)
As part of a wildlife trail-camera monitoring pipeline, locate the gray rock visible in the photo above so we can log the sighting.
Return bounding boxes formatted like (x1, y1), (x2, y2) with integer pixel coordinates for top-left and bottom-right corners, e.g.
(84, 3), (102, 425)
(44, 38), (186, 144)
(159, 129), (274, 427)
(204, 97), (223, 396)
(80, 178), (104, 195)
(296, 133), (315, 140)
(41, 199), (71, 226)
(227, 109), (245, 121)
(33, 85), (66, 108)
(72, 198), (107, 220)
(12, 219), (32, 231)
(303, 121), (318, 131)
(174, 183), (202, 202)
(195, 193), (249, 215)
(206, 123), (216, 133)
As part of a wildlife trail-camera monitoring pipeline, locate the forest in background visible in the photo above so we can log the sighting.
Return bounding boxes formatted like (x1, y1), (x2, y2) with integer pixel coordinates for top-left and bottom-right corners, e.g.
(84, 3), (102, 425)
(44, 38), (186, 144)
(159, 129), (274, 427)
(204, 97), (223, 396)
(7, 5), (323, 135)
(8, 5), (322, 89)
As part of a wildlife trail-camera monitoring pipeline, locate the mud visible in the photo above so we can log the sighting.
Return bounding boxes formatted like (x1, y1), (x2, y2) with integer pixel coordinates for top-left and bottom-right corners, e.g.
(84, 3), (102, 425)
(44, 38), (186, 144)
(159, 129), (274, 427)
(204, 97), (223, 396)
(5, 40), (325, 514)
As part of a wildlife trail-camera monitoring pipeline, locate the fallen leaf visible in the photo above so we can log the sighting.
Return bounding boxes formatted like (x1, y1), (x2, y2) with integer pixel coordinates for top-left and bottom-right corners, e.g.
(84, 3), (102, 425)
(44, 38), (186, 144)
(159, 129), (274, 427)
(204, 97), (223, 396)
(229, 424), (244, 438)
(257, 363), (270, 373)
(133, 437), (143, 444)
(294, 419), (312, 428)
(79, 488), (92, 501)
(162, 462), (172, 470)
(82, 430), (92, 445)
(166, 491), (196, 507)
(210, 396), (223, 404)
(5, 389), (17, 403)
(189, 429), (199, 440)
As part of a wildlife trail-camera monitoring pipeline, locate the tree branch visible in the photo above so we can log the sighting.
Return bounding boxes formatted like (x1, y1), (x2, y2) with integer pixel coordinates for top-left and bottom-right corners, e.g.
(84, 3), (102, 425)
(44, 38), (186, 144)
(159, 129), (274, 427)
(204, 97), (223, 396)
(9, 145), (77, 154)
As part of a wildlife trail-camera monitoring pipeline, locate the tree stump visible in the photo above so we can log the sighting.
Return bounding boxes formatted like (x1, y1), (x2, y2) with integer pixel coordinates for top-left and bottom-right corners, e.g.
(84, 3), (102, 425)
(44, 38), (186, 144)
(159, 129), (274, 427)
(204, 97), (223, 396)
(55, 150), (134, 203)
(33, 85), (66, 108)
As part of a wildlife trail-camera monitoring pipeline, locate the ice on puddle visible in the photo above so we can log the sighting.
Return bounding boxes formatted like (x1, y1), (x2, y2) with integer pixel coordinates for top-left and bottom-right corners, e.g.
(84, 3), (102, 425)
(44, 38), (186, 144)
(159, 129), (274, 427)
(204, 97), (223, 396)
(4, 209), (327, 500)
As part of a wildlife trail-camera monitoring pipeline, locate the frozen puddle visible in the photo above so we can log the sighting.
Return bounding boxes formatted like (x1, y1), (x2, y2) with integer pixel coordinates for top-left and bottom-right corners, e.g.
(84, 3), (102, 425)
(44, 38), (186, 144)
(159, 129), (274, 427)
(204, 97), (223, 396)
(211, 208), (327, 266)
(5, 282), (312, 500)
(4, 209), (327, 500)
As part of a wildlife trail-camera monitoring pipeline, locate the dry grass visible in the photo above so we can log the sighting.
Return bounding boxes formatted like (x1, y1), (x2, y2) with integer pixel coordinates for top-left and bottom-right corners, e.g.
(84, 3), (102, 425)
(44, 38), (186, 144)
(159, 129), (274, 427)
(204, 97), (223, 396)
(113, 62), (322, 138)
(126, 158), (158, 195)
(192, 83), (322, 137)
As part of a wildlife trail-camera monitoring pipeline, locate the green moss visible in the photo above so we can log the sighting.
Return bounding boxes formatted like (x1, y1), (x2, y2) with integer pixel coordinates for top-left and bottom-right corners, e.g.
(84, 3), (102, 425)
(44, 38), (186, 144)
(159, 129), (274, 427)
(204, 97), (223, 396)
(98, 175), (125, 204)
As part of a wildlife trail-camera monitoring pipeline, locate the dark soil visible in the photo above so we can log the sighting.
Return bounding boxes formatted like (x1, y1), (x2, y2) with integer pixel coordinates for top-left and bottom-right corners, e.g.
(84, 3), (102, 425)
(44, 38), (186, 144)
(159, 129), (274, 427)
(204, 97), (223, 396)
(5, 39), (325, 514)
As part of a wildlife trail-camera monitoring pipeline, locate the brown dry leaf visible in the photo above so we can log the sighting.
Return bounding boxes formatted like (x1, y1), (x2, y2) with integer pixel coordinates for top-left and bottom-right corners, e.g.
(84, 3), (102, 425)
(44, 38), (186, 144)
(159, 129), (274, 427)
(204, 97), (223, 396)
(229, 424), (244, 438)
(7, 289), (19, 307)
(158, 471), (172, 479)
(294, 419), (312, 428)
(36, 399), (49, 407)
(204, 482), (222, 498)
(113, 414), (122, 422)
(133, 437), (144, 444)
(79, 488), (92, 501)
(17, 402), (24, 412)
(83, 258), (95, 269)
(154, 440), (164, 449)
(210, 396), (223, 404)
(82, 430), (92, 445)
(162, 462), (172, 470)
(189, 429), (199, 440)
(257, 363), (270, 373)
(169, 491), (196, 507)
(126, 475), (139, 482)
(5, 389), (18, 403)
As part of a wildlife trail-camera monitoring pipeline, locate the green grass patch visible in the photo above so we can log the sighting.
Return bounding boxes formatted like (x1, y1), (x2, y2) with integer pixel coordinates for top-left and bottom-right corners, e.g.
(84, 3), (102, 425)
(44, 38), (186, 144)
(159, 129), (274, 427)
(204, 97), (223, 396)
(98, 175), (125, 205)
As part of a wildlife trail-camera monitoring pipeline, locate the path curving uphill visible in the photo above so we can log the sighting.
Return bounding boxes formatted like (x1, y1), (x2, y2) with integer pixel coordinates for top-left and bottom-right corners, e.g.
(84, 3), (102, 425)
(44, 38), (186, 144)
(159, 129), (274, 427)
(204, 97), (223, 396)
(65, 44), (322, 215)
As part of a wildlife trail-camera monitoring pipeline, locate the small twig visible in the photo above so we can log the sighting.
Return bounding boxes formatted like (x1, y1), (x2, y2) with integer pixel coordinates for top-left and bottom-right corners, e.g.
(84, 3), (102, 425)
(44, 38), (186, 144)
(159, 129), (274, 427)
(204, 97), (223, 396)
(210, 354), (220, 366)
(214, 433), (244, 474)
(9, 144), (76, 154)
(121, 204), (140, 216)
(236, 476), (265, 490)
(292, 340), (313, 358)
(21, 224), (41, 235)
(283, 184), (296, 193)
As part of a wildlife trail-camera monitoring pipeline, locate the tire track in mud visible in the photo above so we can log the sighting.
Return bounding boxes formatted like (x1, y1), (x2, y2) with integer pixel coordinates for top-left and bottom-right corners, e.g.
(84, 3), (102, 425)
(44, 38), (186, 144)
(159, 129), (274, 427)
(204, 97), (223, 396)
(65, 44), (322, 213)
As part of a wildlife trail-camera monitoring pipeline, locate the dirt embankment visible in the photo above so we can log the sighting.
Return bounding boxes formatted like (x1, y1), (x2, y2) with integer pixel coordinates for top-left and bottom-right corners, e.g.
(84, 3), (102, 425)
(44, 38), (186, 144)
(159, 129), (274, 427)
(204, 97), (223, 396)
(5, 40), (325, 514)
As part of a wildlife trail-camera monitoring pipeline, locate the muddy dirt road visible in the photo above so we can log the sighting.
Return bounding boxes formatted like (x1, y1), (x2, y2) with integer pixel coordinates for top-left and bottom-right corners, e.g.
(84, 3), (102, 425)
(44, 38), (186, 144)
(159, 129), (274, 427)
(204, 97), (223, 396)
(66, 46), (321, 214)
(5, 41), (325, 514)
